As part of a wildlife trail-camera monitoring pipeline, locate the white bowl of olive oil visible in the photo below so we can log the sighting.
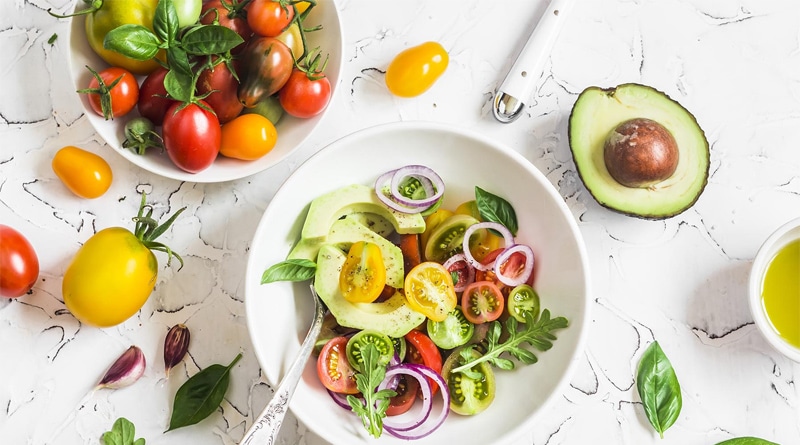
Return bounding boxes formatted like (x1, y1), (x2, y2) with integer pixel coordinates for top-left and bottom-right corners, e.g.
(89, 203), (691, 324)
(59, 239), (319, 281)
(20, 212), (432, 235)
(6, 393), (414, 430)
(749, 217), (800, 362)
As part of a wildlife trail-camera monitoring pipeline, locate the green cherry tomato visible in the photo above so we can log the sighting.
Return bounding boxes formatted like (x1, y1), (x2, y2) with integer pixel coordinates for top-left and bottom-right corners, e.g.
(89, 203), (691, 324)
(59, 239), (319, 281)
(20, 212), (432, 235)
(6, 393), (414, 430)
(507, 284), (541, 323)
(346, 330), (395, 372)
(385, 41), (449, 98)
(427, 306), (474, 350)
(442, 346), (496, 415)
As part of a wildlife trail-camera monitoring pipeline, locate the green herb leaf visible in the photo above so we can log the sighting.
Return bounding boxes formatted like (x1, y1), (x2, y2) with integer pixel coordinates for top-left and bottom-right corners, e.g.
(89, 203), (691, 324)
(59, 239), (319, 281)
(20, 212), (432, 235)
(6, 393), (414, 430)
(167, 353), (242, 431)
(101, 417), (145, 445)
(475, 186), (518, 236)
(164, 69), (195, 104)
(636, 341), (682, 439)
(261, 259), (317, 284)
(346, 344), (395, 438)
(48, 33), (58, 44)
(181, 25), (245, 56)
(103, 25), (161, 61)
(715, 438), (779, 445)
(153, 0), (181, 43)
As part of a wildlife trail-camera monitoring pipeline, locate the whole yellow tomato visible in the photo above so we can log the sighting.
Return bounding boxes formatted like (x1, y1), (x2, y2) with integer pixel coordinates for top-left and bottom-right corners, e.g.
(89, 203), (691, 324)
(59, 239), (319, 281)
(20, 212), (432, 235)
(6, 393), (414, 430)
(62, 194), (185, 327)
(385, 41), (449, 98)
(52, 146), (113, 199)
(219, 113), (278, 160)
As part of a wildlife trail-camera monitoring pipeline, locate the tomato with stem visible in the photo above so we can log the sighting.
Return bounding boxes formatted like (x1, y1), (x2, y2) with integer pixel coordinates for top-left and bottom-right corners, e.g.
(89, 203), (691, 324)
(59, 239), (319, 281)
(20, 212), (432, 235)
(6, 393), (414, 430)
(162, 100), (221, 173)
(0, 225), (39, 298)
(79, 66), (139, 120)
(278, 51), (331, 118)
(246, 0), (295, 37)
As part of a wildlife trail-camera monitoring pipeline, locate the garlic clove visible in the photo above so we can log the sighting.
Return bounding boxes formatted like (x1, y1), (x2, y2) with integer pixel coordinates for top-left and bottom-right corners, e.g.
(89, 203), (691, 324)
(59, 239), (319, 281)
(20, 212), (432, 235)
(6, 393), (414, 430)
(164, 323), (190, 378)
(97, 345), (146, 390)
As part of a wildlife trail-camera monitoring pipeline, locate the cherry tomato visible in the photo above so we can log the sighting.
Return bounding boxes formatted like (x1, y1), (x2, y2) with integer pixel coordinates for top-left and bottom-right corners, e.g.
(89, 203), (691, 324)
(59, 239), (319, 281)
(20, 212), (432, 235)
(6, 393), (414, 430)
(238, 37), (294, 108)
(83, 66), (139, 120)
(441, 345), (496, 415)
(385, 41), (449, 98)
(219, 113), (278, 161)
(173, 0), (202, 27)
(454, 200), (503, 261)
(386, 373), (420, 416)
(0, 225), (39, 298)
(200, 0), (252, 53)
(276, 22), (304, 60)
(317, 336), (359, 394)
(404, 262), (457, 322)
(475, 247), (534, 297)
(507, 284), (540, 323)
(278, 68), (332, 119)
(246, 0), (294, 37)
(137, 66), (175, 126)
(346, 330), (395, 372)
(404, 330), (443, 395)
(52, 146), (113, 199)
(398, 234), (421, 278)
(420, 209), (453, 254)
(162, 100), (221, 173)
(338, 241), (386, 303)
(197, 58), (243, 124)
(461, 280), (505, 324)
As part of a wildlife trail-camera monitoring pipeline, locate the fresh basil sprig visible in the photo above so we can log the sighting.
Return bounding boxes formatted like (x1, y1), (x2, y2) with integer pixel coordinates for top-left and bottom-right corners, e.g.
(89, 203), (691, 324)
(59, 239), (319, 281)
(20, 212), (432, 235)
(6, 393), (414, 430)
(475, 186), (518, 236)
(636, 341), (682, 439)
(261, 259), (317, 284)
(101, 417), (145, 445)
(346, 344), (396, 438)
(715, 438), (779, 445)
(168, 353), (242, 431)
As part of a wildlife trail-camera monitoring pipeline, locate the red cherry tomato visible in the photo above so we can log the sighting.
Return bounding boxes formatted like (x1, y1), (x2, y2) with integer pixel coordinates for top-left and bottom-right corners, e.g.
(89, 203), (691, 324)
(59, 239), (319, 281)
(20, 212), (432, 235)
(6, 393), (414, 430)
(197, 58), (243, 124)
(278, 68), (332, 119)
(0, 225), (39, 298)
(404, 330), (442, 395)
(162, 100), (221, 173)
(138, 66), (175, 126)
(200, 0), (252, 53)
(246, 0), (295, 37)
(461, 280), (505, 324)
(316, 336), (359, 394)
(386, 373), (420, 416)
(84, 66), (139, 120)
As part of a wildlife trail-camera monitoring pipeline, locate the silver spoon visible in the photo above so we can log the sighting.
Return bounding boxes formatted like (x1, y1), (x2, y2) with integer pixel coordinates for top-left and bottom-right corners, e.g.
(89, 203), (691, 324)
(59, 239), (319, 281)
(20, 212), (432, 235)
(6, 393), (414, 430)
(240, 281), (326, 445)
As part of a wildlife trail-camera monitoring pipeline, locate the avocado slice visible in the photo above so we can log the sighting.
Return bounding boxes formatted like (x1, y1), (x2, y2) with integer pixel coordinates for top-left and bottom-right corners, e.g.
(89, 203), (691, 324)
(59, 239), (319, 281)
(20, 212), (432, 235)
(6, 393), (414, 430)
(568, 83), (709, 219)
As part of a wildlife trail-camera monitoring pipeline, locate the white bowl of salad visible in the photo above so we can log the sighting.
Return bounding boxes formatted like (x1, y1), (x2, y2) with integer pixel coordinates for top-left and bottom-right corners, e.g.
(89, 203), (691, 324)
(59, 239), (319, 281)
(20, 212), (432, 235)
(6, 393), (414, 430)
(245, 121), (591, 444)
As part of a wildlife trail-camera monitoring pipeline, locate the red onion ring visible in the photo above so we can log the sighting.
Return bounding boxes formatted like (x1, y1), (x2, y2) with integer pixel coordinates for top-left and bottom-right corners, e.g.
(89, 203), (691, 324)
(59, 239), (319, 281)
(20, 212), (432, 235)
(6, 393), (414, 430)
(383, 363), (450, 440)
(462, 221), (514, 271)
(326, 389), (354, 410)
(442, 253), (475, 292)
(379, 364), (433, 432)
(494, 243), (535, 287)
(373, 166), (444, 214)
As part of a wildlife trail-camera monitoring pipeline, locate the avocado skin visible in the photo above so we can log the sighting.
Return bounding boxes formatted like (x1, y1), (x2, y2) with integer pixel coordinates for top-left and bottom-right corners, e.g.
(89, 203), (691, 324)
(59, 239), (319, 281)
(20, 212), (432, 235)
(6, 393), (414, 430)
(568, 83), (710, 220)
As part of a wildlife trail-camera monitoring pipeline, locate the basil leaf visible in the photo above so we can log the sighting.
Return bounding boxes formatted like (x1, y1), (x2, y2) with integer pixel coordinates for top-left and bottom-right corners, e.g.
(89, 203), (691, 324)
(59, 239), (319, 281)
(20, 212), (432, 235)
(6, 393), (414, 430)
(261, 259), (317, 284)
(153, 0), (180, 43)
(101, 417), (145, 445)
(181, 25), (244, 55)
(164, 69), (194, 104)
(103, 25), (160, 61)
(167, 353), (242, 431)
(636, 341), (682, 438)
(475, 186), (518, 236)
(715, 438), (779, 445)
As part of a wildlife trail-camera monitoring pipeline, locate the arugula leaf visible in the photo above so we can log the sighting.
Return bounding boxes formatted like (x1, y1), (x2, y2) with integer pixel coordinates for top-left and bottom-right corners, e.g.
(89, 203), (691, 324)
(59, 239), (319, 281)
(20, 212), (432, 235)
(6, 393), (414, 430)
(101, 417), (145, 445)
(346, 344), (396, 438)
(475, 186), (518, 236)
(261, 259), (316, 284)
(715, 438), (779, 445)
(452, 309), (568, 378)
(636, 341), (681, 439)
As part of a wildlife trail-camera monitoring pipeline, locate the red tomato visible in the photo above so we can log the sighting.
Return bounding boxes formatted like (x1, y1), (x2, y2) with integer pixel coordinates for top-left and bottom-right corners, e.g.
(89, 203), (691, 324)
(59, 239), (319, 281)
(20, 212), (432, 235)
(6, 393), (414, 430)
(475, 247), (534, 296)
(84, 66), (139, 120)
(461, 281), (505, 324)
(247, 0), (295, 37)
(398, 233), (421, 278)
(138, 66), (175, 126)
(162, 101), (221, 173)
(278, 69), (332, 118)
(404, 330), (442, 395)
(238, 37), (294, 108)
(386, 373), (420, 417)
(200, 0), (252, 53)
(197, 58), (243, 124)
(0, 225), (39, 298)
(317, 336), (359, 394)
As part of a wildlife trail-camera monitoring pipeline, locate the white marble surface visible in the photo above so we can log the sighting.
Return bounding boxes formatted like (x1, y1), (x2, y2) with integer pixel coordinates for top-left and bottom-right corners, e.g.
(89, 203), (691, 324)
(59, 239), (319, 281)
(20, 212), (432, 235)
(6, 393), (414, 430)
(2, 0), (800, 444)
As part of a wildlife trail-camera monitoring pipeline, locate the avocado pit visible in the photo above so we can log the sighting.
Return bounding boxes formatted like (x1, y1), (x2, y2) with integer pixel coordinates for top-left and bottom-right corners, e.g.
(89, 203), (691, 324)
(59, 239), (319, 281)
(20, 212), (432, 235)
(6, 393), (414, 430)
(603, 118), (678, 188)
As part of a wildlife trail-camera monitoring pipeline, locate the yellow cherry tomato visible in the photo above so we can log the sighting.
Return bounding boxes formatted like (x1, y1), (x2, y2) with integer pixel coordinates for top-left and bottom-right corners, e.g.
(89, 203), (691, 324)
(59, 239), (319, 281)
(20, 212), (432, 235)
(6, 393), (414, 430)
(276, 22), (304, 61)
(454, 200), (503, 261)
(404, 261), (457, 322)
(52, 146), (113, 199)
(339, 241), (386, 303)
(385, 41), (449, 98)
(219, 113), (278, 161)
(295, 1), (311, 14)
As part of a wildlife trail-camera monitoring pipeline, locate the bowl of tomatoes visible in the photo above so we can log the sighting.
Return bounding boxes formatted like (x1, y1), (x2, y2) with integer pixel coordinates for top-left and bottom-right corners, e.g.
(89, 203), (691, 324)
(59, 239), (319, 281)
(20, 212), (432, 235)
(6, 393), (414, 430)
(244, 121), (591, 444)
(65, 0), (343, 183)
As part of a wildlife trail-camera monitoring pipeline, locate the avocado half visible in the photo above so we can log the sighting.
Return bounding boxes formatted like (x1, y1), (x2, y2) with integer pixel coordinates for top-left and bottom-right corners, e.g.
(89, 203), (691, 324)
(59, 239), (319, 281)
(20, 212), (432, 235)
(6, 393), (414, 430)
(568, 83), (710, 220)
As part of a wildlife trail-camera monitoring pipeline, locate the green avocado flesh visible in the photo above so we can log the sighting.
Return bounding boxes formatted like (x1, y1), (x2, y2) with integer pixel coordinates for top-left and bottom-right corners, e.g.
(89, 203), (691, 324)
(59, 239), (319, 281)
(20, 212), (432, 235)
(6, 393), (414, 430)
(568, 83), (710, 219)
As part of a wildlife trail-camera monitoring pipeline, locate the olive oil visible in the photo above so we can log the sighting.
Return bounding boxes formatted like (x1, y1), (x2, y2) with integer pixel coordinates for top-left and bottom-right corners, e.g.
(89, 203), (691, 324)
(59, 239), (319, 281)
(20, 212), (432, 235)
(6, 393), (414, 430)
(761, 239), (800, 348)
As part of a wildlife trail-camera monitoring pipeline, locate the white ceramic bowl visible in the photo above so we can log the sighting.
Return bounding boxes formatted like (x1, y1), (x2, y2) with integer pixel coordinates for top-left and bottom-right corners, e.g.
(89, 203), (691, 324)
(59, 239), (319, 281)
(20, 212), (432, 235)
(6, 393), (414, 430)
(749, 217), (800, 362)
(66, 1), (343, 183)
(244, 121), (591, 444)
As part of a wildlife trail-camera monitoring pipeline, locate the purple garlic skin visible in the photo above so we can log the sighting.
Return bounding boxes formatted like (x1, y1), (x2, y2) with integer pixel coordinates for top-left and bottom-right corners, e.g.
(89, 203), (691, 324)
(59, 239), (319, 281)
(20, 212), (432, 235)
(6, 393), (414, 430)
(164, 323), (190, 377)
(97, 345), (146, 390)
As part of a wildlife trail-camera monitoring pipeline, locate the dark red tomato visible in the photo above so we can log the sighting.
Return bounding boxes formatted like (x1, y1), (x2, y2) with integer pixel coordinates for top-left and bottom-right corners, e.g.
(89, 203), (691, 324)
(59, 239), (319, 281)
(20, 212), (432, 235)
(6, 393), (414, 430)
(162, 100), (221, 173)
(246, 0), (294, 37)
(278, 69), (332, 118)
(404, 330), (442, 395)
(238, 37), (294, 108)
(197, 58), (243, 124)
(137, 66), (175, 126)
(386, 373), (420, 416)
(200, 0), (252, 53)
(398, 233), (421, 278)
(461, 280), (505, 324)
(85, 67), (139, 119)
(317, 336), (359, 394)
(475, 247), (534, 297)
(0, 225), (39, 298)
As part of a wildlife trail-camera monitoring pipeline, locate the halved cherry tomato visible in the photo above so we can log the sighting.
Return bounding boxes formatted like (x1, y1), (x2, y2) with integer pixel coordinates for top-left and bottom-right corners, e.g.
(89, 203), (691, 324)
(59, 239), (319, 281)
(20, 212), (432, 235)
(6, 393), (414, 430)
(476, 247), (534, 296)
(219, 113), (278, 161)
(339, 241), (386, 303)
(317, 336), (359, 394)
(404, 262), (457, 322)
(52, 146), (113, 199)
(404, 330), (442, 395)
(420, 208), (453, 254)
(461, 280), (505, 324)
(82, 66), (139, 120)
(246, 0), (294, 37)
(441, 345), (496, 415)
(385, 41), (449, 98)
(398, 233), (421, 277)
(0, 225), (39, 298)
(386, 373), (420, 416)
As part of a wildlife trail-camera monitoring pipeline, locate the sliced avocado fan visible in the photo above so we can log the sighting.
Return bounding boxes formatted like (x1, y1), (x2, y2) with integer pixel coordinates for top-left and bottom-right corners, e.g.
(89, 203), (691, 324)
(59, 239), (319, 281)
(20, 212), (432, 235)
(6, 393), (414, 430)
(568, 83), (710, 219)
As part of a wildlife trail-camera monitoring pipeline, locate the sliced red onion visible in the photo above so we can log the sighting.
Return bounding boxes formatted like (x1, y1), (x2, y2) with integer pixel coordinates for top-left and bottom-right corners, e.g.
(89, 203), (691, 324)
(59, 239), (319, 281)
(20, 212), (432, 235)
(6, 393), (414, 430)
(462, 222), (514, 271)
(383, 363), (450, 440)
(326, 389), (354, 410)
(389, 165), (444, 209)
(442, 253), (475, 292)
(379, 364), (433, 432)
(494, 243), (535, 287)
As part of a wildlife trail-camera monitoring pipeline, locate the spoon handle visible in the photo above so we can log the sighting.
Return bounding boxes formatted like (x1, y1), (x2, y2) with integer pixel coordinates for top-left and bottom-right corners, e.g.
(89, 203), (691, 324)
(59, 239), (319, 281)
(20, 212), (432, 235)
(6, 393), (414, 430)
(240, 288), (325, 445)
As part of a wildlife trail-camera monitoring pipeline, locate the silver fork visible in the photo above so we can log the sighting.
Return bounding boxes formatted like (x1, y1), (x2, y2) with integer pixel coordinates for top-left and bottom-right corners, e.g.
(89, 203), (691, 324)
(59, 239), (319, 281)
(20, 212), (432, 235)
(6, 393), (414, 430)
(240, 281), (326, 445)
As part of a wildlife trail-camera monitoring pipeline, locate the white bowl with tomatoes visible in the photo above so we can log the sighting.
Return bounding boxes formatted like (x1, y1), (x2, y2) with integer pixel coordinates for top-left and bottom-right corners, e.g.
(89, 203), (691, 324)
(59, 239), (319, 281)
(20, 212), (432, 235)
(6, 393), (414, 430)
(66, 0), (343, 183)
(244, 121), (592, 444)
